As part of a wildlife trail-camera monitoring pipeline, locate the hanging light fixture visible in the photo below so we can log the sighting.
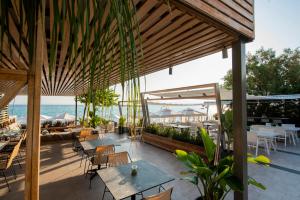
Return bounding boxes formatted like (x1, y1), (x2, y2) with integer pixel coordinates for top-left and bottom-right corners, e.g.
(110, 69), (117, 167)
(222, 47), (228, 59)
(169, 67), (173, 75)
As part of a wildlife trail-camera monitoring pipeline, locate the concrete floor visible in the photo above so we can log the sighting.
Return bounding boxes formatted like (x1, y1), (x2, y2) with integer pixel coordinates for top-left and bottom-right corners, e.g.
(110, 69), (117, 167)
(1, 133), (300, 200)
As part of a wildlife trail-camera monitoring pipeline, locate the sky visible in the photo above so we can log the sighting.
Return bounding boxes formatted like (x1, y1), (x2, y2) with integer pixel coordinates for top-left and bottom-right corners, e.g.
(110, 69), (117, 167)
(11, 0), (300, 105)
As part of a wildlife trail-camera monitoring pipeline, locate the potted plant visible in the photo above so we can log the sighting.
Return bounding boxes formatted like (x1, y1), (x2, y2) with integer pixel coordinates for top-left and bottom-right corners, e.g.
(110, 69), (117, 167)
(100, 117), (110, 133)
(176, 128), (270, 200)
(118, 116), (126, 134)
(89, 114), (101, 128)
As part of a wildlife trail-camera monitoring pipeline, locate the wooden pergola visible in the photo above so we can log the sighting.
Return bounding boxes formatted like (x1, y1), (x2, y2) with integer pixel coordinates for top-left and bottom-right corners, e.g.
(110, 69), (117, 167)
(0, 1), (253, 199)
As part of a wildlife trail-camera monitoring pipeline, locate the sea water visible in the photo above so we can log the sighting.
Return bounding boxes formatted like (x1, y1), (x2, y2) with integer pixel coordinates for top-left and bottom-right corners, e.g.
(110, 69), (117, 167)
(8, 104), (120, 124)
(8, 104), (211, 124)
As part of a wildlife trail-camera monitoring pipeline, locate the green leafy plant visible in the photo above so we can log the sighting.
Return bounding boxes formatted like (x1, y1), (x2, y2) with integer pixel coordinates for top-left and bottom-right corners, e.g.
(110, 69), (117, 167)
(221, 109), (233, 150)
(119, 116), (126, 127)
(157, 126), (171, 137)
(137, 118), (143, 127)
(145, 124), (160, 134)
(79, 118), (89, 127)
(100, 117), (109, 126)
(89, 114), (101, 128)
(145, 124), (203, 146)
(176, 128), (270, 200)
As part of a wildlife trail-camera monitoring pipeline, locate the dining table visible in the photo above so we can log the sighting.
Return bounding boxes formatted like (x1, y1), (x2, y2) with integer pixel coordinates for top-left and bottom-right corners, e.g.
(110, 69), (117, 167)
(283, 127), (300, 142)
(97, 160), (175, 200)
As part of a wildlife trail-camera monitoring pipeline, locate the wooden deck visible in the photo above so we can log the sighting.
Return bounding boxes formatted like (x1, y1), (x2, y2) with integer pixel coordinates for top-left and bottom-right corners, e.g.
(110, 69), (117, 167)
(1, 133), (300, 200)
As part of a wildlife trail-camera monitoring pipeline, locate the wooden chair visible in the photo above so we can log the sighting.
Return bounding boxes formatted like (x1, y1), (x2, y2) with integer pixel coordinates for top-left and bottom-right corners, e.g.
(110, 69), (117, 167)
(79, 128), (93, 139)
(143, 188), (173, 200)
(92, 145), (115, 167)
(81, 133), (100, 167)
(74, 128), (93, 151)
(0, 140), (21, 191)
(107, 151), (131, 167)
(87, 145), (115, 188)
(84, 134), (99, 141)
(76, 128), (94, 166)
(1, 136), (23, 168)
(102, 152), (132, 200)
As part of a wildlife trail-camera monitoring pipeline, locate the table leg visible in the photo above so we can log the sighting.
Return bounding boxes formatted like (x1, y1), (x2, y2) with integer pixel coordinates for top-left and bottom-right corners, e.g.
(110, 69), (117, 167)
(264, 138), (270, 155)
(292, 133), (296, 145)
(131, 195), (136, 200)
(294, 131), (299, 142)
(271, 139), (276, 151)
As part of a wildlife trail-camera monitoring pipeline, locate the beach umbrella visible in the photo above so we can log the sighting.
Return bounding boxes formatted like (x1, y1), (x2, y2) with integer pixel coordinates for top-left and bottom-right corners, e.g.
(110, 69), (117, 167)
(40, 115), (51, 121)
(155, 108), (183, 123)
(53, 112), (75, 122)
(180, 108), (206, 116)
(180, 108), (206, 122)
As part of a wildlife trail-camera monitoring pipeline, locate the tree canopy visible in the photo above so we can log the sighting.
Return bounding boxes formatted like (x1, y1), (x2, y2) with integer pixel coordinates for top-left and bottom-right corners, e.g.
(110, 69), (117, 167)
(223, 48), (300, 95)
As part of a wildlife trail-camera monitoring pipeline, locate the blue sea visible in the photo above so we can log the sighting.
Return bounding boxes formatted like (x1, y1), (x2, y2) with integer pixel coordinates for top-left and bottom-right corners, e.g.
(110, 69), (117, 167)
(8, 104), (210, 124)
(8, 104), (120, 124)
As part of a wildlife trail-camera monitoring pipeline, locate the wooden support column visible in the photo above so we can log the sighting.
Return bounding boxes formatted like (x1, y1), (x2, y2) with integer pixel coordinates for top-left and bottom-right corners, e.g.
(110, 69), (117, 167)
(25, 3), (44, 200)
(75, 96), (78, 125)
(232, 40), (248, 200)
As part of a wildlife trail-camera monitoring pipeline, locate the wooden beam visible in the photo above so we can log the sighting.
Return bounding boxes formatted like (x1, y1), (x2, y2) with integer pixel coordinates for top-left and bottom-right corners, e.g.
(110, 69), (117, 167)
(142, 83), (216, 94)
(146, 95), (216, 101)
(232, 39), (247, 200)
(0, 69), (27, 81)
(25, 2), (44, 200)
(0, 80), (26, 109)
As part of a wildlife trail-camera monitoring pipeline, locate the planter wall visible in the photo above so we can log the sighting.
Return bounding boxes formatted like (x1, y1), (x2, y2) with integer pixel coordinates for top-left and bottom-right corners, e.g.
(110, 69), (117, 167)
(40, 132), (76, 143)
(142, 132), (204, 155)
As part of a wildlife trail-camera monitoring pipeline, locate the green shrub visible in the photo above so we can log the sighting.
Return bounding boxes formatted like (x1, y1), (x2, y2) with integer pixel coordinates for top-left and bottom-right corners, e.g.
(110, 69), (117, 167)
(90, 115), (101, 128)
(145, 124), (203, 146)
(119, 116), (126, 127)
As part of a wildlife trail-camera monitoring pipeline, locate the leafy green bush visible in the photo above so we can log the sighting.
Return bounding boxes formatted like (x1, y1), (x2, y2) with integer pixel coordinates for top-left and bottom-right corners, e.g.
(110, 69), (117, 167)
(99, 117), (109, 126)
(176, 128), (270, 200)
(119, 116), (126, 127)
(172, 128), (190, 142)
(89, 115), (101, 128)
(145, 124), (203, 146)
(145, 124), (159, 134)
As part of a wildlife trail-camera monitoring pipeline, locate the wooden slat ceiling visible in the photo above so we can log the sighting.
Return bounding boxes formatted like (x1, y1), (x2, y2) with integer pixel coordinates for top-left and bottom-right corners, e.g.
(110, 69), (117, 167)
(0, 0), (254, 96)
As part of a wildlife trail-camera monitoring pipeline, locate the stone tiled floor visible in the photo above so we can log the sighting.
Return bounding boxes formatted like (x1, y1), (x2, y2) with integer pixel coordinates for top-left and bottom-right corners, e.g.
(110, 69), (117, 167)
(1, 133), (300, 200)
